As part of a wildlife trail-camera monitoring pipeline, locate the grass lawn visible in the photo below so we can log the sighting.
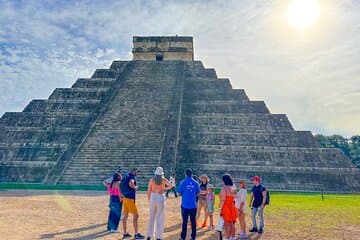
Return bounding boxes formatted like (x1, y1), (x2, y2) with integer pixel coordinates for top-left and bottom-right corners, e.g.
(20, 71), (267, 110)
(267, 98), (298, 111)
(262, 192), (360, 239)
(0, 184), (359, 239)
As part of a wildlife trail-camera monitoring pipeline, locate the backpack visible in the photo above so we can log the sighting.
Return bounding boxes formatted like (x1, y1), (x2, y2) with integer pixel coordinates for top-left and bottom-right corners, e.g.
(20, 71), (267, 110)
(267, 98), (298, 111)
(263, 186), (270, 205)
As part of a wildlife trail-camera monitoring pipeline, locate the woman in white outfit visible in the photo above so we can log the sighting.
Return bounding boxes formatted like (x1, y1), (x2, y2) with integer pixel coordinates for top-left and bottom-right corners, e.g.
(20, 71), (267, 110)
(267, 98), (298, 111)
(146, 167), (172, 240)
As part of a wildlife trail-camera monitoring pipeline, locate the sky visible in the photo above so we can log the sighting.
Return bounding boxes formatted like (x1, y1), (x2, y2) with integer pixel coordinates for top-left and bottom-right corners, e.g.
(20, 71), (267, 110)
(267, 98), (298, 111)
(0, 0), (359, 137)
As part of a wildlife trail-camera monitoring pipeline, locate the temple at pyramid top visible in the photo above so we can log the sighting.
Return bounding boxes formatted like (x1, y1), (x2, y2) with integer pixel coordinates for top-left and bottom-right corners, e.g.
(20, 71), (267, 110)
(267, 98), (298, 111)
(132, 36), (194, 61)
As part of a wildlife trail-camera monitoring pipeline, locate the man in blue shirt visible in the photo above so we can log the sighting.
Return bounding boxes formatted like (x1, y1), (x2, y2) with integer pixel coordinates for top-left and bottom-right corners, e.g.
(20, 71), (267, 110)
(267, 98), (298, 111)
(177, 168), (200, 240)
(249, 175), (267, 234)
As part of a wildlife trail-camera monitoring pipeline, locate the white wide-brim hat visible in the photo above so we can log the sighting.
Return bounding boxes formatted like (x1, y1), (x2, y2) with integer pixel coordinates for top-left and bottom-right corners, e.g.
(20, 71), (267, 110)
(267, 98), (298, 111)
(154, 167), (164, 176)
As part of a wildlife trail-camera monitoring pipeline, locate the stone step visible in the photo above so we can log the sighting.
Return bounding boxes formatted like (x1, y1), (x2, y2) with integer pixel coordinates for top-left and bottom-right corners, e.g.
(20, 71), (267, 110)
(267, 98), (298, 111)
(185, 78), (232, 89)
(49, 88), (109, 101)
(59, 165), (158, 181)
(188, 131), (319, 147)
(0, 152), (63, 163)
(189, 144), (345, 152)
(186, 146), (351, 167)
(91, 69), (117, 78)
(5, 126), (79, 134)
(176, 165), (359, 191)
(180, 163), (356, 173)
(47, 99), (101, 104)
(23, 99), (101, 113)
(1, 143), (68, 148)
(72, 78), (116, 88)
(184, 89), (249, 101)
(185, 100), (269, 114)
(109, 61), (129, 71)
(187, 67), (217, 78)
(0, 160), (55, 167)
(1, 112), (89, 128)
(63, 163), (158, 171)
(0, 165), (51, 182)
(1, 156), (53, 162)
(4, 128), (78, 144)
(72, 154), (160, 161)
(187, 113), (293, 131)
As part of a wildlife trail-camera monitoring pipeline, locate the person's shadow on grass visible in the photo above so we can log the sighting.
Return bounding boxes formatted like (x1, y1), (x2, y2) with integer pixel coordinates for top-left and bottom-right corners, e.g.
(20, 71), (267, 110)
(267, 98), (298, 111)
(40, 223), (111, 239)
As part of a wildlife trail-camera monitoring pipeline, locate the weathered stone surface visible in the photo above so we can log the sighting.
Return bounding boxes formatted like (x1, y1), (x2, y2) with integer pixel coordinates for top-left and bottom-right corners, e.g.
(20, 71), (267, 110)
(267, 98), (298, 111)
(132, 36), (194, 61)
(0, 37), (359, 192)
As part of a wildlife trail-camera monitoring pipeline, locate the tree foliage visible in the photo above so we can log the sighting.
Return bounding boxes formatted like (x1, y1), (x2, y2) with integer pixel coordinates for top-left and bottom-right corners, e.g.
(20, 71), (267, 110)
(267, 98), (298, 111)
(314, 134), (360, 167)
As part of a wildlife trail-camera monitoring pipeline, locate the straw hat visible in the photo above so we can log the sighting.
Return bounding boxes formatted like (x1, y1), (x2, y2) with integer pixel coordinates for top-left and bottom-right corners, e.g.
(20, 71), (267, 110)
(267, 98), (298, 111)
(199, 174), (209, 182)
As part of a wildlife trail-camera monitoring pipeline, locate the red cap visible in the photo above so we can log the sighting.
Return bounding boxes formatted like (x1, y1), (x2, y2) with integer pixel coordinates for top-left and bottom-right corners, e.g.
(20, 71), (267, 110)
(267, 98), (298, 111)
(251, 176), (261, 182)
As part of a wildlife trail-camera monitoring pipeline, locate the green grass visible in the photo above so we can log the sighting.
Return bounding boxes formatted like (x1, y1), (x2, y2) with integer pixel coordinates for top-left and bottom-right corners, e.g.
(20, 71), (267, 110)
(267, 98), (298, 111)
(212, 192), (360, 238)
(267, 193), (360, 225)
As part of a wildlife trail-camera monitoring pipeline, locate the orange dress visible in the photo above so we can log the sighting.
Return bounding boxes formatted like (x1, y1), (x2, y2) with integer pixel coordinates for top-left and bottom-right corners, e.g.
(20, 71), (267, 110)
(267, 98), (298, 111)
(221, 195), (237, 222)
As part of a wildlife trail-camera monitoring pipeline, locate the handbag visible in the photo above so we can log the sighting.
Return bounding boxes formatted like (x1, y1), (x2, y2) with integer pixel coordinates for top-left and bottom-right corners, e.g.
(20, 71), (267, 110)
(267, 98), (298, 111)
(215, 216), (224, 232)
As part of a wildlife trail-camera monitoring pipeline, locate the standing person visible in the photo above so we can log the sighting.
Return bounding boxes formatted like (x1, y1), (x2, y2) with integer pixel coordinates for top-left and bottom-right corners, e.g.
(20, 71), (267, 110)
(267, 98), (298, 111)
(196, 174), (209, 228)
(235, 180), (248, 239)
(146, 167), (172, 240)
(249, 176), (267, 234)
(219, 174), (237, 240)
(121, 168), (145, 239)
(106, 173), (123, 232)
(103, 167), (124, 223)
(206, 184), (215, 230)
(178, 168), (200, 240)
(165, 173), (178, 198)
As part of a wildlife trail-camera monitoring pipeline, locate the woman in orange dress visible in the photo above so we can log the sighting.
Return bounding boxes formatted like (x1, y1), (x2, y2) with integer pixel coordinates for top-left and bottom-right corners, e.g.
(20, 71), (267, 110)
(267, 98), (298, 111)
(219, 174), (237, 240)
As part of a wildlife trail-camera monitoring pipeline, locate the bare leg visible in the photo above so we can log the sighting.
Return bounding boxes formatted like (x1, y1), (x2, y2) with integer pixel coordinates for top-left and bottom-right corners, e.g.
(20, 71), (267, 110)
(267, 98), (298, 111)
(209, 213), (214, 228)
(230, 222), (235, 238)
(203, 206), (208, 225)
(122, 212), (129, 234)
(224, 222), (230, 238)
(196, 204), (201, 222)
(133, 213), (139, 234)
(239, 212), (246, 233)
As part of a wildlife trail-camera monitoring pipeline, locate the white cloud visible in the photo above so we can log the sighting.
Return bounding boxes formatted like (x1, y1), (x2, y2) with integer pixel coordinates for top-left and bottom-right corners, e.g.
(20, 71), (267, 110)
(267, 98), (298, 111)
(0, 0), (359, 137)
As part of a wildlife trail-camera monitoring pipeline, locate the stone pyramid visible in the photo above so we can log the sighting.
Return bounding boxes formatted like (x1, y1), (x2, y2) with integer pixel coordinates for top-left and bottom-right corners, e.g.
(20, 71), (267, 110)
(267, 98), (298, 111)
(0, 36), (359, 192)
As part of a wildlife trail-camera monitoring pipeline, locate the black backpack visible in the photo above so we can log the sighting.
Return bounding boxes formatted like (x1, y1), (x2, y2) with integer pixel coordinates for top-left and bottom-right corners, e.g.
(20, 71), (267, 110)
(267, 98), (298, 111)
(263, 186), (270, 205)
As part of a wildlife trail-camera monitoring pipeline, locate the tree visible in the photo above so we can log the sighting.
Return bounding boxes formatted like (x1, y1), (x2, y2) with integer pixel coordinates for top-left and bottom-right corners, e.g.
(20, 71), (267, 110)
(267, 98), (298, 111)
(314, 134), (360, 168)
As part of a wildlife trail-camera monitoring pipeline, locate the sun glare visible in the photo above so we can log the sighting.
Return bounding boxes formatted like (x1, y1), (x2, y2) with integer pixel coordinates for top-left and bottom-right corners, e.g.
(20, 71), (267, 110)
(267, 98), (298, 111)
(286, 0), (320, 31)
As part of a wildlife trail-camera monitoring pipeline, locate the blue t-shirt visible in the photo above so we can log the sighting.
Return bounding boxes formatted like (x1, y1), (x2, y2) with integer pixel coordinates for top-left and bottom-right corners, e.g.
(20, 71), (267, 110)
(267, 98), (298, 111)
(122, 173), (137, 199)
(251, 184), (266, 208)
(178, 176), (200, 209)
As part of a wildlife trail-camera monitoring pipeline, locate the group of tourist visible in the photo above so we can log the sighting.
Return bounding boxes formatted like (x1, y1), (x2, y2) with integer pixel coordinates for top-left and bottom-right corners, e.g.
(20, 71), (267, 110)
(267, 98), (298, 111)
(102, 166), (268, 240)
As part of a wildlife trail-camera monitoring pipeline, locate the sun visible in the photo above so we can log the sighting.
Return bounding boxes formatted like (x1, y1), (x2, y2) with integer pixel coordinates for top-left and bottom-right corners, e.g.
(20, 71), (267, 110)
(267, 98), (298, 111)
(286, 0), (320, 31)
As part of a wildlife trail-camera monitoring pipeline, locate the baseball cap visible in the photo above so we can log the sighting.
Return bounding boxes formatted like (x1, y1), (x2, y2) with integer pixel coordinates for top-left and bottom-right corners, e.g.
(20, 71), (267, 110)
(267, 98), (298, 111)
(251, 176), (261, 182)
(131, 167), (141, 173)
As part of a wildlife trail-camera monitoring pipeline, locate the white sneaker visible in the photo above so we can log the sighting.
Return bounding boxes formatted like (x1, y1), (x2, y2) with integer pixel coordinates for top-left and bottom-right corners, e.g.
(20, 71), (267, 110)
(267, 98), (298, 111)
(239, 233), (248, 239)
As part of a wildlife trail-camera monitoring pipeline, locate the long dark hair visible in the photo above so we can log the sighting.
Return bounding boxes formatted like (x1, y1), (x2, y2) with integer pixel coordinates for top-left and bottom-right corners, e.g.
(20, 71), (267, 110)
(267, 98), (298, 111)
(222, 174), (233, 186)
(110, 173), (121, 188)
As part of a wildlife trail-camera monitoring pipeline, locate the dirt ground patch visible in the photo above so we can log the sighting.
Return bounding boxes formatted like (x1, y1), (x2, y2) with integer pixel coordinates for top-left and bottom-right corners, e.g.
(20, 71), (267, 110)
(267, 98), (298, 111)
(0, 190), (359, 240)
